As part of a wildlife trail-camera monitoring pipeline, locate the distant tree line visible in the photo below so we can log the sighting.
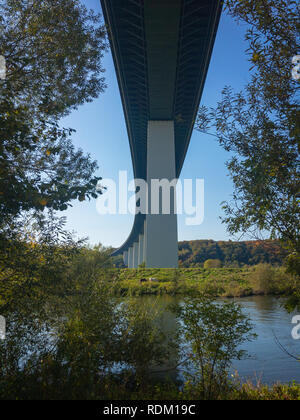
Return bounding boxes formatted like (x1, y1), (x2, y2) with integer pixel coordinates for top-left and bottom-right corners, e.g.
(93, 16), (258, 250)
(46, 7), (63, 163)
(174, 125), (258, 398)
(178, 240), (288, 268)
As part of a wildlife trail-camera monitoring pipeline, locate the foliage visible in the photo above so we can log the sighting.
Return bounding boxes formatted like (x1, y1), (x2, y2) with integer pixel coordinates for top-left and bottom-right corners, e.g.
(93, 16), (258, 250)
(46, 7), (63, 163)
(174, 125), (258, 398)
(0, 114), (102, 216)
(179, 239), (287, 267)
(229, 381), (300, 401)
(248, 263), (275, 294)
(117, 298), (173, 383)
(179, 379), (300, 401)
(203, 259), (222, 269)
(0, 238), (298, 400)
(0, 245), (172, 399)
(284, 253), (300, 311)
(0, 0), (107, 219)
(0, 0), (107, 118)
(196, 82), (299, 252)
(172, 296), (256, 399)
(196, 0), (300, 308)
(0, 1), (108, 322)
(0, 212), (83, 312)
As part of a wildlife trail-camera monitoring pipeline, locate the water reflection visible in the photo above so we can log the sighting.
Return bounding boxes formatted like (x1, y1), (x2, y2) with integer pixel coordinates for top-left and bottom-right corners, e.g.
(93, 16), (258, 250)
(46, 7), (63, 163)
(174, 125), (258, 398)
(231, 296), (300, 384)
(140, 295), (300, 385)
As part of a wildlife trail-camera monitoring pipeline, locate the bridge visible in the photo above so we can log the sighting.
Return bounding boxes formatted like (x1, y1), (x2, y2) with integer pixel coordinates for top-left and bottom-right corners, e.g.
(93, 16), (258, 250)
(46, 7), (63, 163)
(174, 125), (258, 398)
(100, 0), (222, 268)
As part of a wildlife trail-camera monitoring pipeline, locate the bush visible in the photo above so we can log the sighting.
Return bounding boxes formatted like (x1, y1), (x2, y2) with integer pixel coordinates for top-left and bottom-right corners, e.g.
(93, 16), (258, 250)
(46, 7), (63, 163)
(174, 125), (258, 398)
(203, 259), (222, 269)
(172, 296), (256, 400)
(249, 264), (275, 294)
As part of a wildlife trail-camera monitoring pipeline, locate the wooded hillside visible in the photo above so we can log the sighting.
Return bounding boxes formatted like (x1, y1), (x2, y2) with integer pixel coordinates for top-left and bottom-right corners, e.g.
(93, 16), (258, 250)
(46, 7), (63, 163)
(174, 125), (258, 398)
(178, 240), (287, 267)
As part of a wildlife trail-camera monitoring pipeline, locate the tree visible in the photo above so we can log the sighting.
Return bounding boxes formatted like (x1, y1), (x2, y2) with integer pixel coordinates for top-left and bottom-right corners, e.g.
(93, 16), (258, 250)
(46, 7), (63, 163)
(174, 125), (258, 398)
(174, 296), (255, 399)
(203, 259), (222, 269)
(0, 0), (107, 220)
(0, 212), (85, 312)
(0, 258), (172, 399)
(0, 0), (107, 119)
(196, 1), (299, 286)
(0, 115), (101, 217)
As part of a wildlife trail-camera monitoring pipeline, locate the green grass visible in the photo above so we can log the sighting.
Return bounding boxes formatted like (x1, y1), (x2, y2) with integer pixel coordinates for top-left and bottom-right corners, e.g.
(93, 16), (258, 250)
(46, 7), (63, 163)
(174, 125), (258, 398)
(107, 265), (296, 298)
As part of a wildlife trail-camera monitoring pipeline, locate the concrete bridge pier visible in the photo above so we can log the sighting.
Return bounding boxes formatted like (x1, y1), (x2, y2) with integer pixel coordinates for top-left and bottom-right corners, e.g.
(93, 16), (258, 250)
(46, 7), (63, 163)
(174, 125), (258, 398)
(133, 242), (139, 268)
(128, 246), (133, 268)
(145, 120), (178, 268)
(138, 233), (144, 266)
(123, 250), (128, 267)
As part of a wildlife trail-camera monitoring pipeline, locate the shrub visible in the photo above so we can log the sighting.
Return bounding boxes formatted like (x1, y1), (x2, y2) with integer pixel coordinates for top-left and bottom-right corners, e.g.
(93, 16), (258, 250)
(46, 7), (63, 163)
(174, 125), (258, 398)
(249, 264), (275, 294)
(172, 296), (256, 399)
(204, 259), (222, 269)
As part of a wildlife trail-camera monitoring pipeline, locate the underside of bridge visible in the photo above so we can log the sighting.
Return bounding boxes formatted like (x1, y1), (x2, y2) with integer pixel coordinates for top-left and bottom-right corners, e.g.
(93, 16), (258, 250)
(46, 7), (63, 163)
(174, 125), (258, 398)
(100, 0), (222, 268)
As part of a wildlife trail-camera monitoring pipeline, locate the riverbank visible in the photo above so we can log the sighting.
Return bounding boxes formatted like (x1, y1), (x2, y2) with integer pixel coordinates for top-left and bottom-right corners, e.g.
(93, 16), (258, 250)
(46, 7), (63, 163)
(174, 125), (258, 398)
(110, 265), (296, 298)
(100, 377), (300, 400)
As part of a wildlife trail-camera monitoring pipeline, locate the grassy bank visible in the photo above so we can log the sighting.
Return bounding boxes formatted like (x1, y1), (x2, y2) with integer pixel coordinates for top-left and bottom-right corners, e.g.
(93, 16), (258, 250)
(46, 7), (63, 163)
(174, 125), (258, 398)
(92, 377), (300, 400)
(109, 264), (297, 298)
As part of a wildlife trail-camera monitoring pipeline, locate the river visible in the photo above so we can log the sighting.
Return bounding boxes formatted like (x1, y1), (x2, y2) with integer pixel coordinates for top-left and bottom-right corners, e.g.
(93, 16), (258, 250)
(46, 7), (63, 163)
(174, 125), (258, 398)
(142, 295), (300, 385)
(229, 296), (300, 384)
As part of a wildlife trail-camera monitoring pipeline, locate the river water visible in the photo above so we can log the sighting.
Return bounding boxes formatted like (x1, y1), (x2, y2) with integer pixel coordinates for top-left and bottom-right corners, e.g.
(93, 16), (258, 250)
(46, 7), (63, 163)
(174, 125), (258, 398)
(229, 296), (300, 384)
(143, 295), (300, 385)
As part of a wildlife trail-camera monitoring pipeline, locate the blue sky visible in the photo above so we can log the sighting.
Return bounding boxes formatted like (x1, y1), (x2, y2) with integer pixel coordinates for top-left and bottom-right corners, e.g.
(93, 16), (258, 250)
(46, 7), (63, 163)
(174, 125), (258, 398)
(61, 0), (252, 248)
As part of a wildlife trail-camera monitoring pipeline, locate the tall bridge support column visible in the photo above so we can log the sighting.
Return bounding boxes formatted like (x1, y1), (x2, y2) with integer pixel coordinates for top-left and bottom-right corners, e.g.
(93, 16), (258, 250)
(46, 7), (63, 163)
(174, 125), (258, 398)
(145, 120), (178, 268)
(138, 234), (144, 266)
(128, 246), (134, 268)
(123, 250), (128, 267)
(133, 242), (139, 268)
